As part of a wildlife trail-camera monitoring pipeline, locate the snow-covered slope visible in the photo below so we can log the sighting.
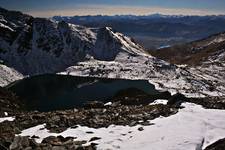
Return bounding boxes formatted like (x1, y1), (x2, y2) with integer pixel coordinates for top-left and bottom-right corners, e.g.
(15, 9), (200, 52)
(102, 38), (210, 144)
(185, 50), (225, 98)
(0, 64), (23, 86)
(59, 53), (225, 97)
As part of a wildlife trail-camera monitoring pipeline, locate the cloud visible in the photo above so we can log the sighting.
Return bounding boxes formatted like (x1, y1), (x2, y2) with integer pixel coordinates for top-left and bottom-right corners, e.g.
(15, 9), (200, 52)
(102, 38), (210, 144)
(24, 5), (225, 17)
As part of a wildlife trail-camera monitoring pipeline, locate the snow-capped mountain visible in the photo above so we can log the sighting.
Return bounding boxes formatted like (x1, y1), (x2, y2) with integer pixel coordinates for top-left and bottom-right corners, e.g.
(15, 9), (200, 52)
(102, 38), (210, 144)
(0, 8), (225, 97)
(0, 7), (145, 76)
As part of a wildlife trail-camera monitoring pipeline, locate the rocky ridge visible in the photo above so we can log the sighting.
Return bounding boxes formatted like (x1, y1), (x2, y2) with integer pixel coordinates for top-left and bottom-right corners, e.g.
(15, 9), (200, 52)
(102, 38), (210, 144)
(0, 7), (145, 76)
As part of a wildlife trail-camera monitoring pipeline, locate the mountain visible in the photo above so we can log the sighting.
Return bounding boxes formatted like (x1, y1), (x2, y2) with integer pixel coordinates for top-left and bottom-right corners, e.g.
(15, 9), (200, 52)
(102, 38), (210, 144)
(53, 15), (225, 49)
(0, 7), (145, 76)
(0, 7), (225, 97)
(150, 31), (225, 65)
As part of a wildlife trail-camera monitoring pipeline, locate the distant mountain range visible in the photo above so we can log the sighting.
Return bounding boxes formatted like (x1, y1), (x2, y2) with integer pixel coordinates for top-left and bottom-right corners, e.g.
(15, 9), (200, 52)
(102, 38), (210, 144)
(53, 14), (225, 49)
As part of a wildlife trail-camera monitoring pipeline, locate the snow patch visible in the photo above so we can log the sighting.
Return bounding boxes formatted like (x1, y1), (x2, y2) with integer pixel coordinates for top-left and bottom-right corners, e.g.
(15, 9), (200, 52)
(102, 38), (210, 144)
(104, 102), (112, 106)
(4, 112), (8, 116)
(0, 116), (15, 123)
(0, 22), (14, 31)
(149, 99), (168, 105)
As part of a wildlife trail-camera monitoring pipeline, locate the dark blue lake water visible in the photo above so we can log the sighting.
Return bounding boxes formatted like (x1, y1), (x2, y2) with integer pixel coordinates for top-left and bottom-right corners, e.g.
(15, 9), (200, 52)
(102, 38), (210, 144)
(7, 74), (159, 112)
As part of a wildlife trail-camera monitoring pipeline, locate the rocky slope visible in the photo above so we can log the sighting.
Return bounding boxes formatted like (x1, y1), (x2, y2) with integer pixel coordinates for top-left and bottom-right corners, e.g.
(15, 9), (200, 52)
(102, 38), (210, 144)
(1, 98), (225, 150)
(0, 86), (25, 117)
(150, 31), (225, 65)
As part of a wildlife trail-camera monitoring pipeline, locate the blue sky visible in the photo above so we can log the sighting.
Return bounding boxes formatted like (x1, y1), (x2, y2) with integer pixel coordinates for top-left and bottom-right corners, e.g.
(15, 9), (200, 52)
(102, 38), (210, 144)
(1, 0), (225, 17)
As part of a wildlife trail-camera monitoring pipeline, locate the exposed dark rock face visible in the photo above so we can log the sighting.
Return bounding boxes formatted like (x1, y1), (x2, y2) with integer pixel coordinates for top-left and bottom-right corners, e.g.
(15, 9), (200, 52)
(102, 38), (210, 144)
(187, 97), (225, 110)
(204, 138), (225, 150)
(0, 7), (32, 47)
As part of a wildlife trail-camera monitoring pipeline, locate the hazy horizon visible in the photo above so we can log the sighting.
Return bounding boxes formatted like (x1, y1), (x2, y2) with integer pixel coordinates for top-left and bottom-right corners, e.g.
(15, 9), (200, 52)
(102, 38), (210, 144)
(1, 0), (225, 17)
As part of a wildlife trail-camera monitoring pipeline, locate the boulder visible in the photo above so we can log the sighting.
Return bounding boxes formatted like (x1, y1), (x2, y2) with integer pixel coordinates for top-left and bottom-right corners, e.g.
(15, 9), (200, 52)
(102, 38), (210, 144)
(89, 137), (101, 142)
(84, 101), (105, 109)
(138, 127), (144, 131)
(205, 138), (225, 150)
(167, 93), (187, 107)
(9, 136), (30, 150)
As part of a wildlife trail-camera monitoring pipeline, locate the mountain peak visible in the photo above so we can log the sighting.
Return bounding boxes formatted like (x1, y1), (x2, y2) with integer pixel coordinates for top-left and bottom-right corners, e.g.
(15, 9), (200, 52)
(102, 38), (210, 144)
(0, 8), (148, 75)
